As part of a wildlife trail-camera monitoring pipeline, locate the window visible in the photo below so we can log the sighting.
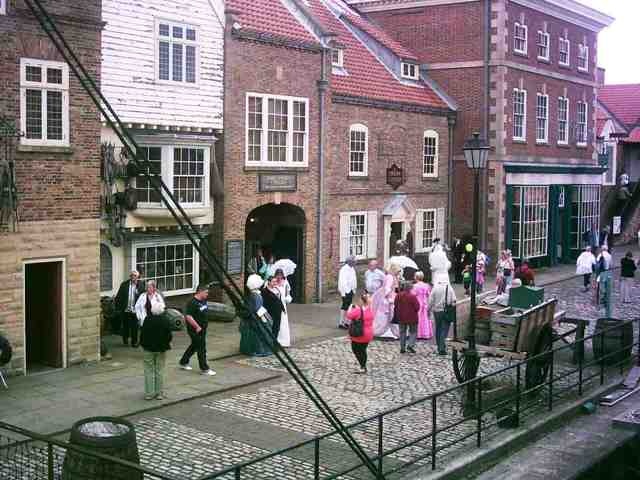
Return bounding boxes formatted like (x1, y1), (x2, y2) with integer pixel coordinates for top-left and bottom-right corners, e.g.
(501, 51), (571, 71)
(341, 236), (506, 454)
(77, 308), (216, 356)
(135, 145), (209, 207)
(557, 97), (569, 145)
(577, 44), (589, 72)
(536, 94), (549, 143)
(513, 88), (527, 141)
(339, 211), (377, 261)
(513, 23), (528, 55)
(100, 244), (113, 292)
(401, 62), (419, 80)
(331, 48), (344, 68)
(0, 0), (6, 15)
(570, 186), (600, 250)
(349, 124), (368, 176)
(415, 208), (445, 253)
(157, 21), (198, 83)
(510, 186), (549, 259)
(134, 241), (198, 296)
(537, 31), (549, 60)
(20, 59), (69, 146)
(245, 93), (309, 166)
(577, 101), (588, 146)
(423, 130), (438, 177)
(559, 37), (570, 66)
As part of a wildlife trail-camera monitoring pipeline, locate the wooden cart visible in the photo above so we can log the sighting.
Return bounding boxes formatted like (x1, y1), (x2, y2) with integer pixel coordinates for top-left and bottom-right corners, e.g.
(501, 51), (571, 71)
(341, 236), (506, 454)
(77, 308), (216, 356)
(449, 298), (558, 390)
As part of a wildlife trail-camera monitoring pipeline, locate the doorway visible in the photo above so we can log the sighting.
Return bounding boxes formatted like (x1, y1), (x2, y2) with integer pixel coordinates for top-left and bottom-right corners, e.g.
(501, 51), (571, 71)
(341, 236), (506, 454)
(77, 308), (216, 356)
(24, 260), (65, 372)
(245, 203), (306, 303)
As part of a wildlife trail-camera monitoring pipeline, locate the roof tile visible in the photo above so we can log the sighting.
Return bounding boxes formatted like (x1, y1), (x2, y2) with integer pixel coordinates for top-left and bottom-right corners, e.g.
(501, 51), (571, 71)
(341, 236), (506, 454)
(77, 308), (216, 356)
(598, 84), (640, 128)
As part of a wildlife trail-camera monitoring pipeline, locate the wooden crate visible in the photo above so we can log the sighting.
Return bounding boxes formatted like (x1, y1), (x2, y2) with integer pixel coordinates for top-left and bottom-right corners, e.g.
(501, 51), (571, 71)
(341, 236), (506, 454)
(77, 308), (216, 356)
(489, 307), (524, 351)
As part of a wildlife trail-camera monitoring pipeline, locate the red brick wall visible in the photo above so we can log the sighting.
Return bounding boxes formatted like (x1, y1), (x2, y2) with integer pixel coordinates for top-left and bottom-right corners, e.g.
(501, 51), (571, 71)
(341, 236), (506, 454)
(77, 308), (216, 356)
(366, 3), (484, 63)
(0, 1), (102, 223)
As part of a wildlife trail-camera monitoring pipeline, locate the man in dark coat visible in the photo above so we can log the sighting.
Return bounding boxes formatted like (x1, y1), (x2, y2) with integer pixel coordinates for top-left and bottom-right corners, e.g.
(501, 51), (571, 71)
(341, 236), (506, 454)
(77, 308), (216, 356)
(114, 270), (144, 347)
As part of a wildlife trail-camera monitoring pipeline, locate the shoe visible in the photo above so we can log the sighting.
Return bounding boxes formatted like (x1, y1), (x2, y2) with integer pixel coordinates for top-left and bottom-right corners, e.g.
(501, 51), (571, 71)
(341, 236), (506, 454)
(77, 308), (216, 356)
(131, 343), (138, 348)
(144, 395), (154, 401)
(438, 351), (447, 356)
(179, 364), (193, 371)
(155, 394), (165, 400)
(201, 369), (217, 376)
(400, 349), (406, 354)
(407, 346), (416, 354)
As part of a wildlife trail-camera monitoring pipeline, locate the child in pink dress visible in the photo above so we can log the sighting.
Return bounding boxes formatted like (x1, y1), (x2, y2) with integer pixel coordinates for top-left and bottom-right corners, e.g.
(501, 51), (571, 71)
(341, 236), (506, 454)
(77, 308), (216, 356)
(412, 271), (433, 340)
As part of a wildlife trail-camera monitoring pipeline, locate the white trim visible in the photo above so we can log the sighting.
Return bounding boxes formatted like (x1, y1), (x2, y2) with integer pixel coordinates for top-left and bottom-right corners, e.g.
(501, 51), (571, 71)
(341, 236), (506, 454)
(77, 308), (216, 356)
(22, 257), (68, 375)
(576, 101), (588, 146)
(536, 30), (550, 61)
(536, 93), (549, 144)
(19, 58), (69, 147)
(558, 37), (570, 67)
(401, 62), (419, 80)
(0, 0), (6, 15)
(557, 96), (569, 145)
(513, 23), (528, 55)
(331, 48), (344, 68)
(131, 238), (200, 297)
(154, 19), (200, 85)
(348, 123), (369, 177)
(577, 43), (589, 72)
(245, 92), (310, 168)
(414, 208), (437, 253)
(506, 172), (603, 186)
(422, 129), (439, 178)
(513, 88), (527, 141)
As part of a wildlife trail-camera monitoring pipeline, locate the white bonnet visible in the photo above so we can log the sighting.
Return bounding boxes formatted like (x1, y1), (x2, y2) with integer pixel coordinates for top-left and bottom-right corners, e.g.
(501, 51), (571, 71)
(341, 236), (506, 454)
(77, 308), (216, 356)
(246, 274), (265, 291)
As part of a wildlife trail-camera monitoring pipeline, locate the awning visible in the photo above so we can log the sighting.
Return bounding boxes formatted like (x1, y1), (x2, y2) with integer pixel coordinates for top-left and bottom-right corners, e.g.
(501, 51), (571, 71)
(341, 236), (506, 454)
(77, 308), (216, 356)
(504, 162), (606, 186)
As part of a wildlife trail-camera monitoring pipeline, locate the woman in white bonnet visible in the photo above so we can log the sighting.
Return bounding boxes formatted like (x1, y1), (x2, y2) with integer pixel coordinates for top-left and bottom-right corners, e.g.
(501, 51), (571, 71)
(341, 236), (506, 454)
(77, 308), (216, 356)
(240, 274), (272, 357)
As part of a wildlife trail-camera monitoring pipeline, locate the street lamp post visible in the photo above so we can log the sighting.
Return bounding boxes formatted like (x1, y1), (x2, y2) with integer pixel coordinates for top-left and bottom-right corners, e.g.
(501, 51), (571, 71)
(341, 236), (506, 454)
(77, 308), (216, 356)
(462, 132), (490, 405)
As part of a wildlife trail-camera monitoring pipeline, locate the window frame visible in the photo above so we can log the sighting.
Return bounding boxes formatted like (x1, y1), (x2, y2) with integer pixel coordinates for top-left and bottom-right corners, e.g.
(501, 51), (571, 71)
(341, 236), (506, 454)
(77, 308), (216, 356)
(155, 19), (199, 85)
(536, 93), (549, 144)
(513, 88), (527, 141)
(132, 238), (200, 297)
(0, 0), (6, 15)
(558, 37), (570, 67)
(577, 43), (589, 72)
(347, 211), (368, 261)
(19, 58), (70, 147)
(557, 96), (569, 145)
(134, 144), (211, 209)
(100, 244), (113, 294)
(401, 62), (419, 80)
(422, 130), (439, 178)
(348, 123), (368, 177)
(244, 92), (309, 167)
(510, 186), (549, 260)
(331, 48), (344, 68)
(576, 101), (588, 146)
(415, 208), (437, 253)
(513, 23), (528, 55)
(536, 30), (550, 61)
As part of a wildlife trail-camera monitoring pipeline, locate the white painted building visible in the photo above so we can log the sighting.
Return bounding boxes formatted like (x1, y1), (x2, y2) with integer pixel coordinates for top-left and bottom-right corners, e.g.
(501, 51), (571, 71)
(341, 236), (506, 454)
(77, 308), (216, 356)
(99, 0), (224, 298)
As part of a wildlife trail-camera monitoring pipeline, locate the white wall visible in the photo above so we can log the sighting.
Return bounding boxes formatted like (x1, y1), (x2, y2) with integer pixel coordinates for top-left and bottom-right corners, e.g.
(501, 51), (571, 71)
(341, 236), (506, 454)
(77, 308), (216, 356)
(101, 0), (224, 130)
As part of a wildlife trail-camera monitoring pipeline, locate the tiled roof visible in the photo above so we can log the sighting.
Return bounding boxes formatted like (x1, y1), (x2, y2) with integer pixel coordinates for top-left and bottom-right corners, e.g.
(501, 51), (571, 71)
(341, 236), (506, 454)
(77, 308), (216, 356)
(598, 84), (640, 128)
(596, 105), (609, 137)
(227, 0), (319, 47)
(627, 126), (640, 143)
(306, 0), (448, 109)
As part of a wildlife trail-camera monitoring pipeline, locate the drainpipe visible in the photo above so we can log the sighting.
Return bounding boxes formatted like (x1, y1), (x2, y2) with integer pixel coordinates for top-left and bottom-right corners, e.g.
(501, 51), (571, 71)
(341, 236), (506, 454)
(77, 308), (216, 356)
(447, 115), (456, 245)
(481, 0), (491, 251)
(316, 48), (329, 303)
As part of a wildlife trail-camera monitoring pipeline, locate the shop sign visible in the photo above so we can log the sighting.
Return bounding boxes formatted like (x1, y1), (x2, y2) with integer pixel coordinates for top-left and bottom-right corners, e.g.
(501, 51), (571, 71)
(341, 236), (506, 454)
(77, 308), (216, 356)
(258, 174), (297, 192)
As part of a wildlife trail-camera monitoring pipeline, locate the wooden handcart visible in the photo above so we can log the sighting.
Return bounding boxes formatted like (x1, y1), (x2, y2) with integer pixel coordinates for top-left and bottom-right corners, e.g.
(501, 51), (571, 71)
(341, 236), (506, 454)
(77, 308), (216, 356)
(449, 298), (558, 390)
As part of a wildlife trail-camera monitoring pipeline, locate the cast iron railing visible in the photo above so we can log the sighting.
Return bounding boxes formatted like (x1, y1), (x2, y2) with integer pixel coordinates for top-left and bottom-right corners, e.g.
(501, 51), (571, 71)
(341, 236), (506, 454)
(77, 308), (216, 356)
(1, 319), (636, 479)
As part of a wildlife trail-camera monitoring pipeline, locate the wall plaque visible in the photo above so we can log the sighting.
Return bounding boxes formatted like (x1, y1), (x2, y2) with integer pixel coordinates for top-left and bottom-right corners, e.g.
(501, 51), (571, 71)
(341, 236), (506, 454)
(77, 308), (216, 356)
(386, 164), (405, 190)
(258, 174), (297, 192)
(225, 240), (244, 275)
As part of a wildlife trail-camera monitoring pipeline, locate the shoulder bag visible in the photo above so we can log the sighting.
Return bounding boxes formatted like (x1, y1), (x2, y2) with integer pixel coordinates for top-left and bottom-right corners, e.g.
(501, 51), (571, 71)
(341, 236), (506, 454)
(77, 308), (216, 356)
(349, 307), (365, 337)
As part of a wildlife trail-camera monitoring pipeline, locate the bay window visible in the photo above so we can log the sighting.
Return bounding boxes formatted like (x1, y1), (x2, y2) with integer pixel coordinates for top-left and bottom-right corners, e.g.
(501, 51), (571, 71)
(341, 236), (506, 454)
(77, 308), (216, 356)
(134, 240), (198, 296)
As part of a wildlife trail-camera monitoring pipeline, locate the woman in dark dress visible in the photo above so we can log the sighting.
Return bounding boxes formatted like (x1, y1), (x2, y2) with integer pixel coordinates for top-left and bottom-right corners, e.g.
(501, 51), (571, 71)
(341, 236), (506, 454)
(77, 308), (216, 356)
(240, 274), (273, 356)
(261, 275), (285, 341)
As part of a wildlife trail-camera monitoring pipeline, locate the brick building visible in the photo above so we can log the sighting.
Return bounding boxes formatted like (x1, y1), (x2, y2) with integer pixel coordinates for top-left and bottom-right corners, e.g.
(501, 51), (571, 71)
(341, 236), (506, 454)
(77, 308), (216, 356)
(0, 0), (103, 373)
(224, 0), (455, 302)
(350, 0), (613, 266)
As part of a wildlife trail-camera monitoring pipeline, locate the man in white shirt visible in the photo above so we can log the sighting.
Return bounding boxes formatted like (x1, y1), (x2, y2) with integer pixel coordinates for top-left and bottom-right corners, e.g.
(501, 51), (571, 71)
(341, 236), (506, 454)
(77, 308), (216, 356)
(337, 256), (357, 328)
(364, 260), (385, 294)
(597, 246), (613, 318)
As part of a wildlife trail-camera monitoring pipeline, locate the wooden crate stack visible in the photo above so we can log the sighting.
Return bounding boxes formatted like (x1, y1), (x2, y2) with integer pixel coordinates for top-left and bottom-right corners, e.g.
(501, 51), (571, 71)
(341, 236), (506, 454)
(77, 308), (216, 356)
(489, 307), (524, 351)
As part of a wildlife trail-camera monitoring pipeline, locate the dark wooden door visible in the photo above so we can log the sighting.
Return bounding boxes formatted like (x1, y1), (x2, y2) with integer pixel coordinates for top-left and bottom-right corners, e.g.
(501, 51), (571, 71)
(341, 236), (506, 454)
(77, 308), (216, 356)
(25, 262), (63, 369)
(273, 226), (304, 303)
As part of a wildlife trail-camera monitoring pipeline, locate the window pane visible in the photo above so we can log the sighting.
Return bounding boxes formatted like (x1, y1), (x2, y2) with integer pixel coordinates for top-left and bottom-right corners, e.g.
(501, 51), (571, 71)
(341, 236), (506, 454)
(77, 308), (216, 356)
(172, 26), (183, 39)
(348, 214), (366, 257)
(267, 99), (288, 162)
(26, 66), (42, 82)
(159, 24), (170, 36)
(172, 44), (183, 81)
(46, 91), (63, 140)
(136, 147), (162, 203)
(173, 147), (205, 204)
(25, 89), (42, 139)
(159, 41), (170, 80)
(186, 45), (196, 83)
(186, 28), (196, 41)
(47, 68), (62, 84)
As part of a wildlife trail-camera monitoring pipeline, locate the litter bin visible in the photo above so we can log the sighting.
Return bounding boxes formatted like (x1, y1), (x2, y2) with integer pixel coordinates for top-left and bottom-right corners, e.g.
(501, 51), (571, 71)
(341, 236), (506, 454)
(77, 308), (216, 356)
(593, 318), (633, 365)
(62, 417), (142, 480)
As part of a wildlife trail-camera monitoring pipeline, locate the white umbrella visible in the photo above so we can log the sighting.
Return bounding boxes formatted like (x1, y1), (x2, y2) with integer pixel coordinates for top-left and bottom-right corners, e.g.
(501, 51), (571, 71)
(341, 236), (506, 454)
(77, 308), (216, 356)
(272, 259), (297, 277)
(388, 255), (418, 270)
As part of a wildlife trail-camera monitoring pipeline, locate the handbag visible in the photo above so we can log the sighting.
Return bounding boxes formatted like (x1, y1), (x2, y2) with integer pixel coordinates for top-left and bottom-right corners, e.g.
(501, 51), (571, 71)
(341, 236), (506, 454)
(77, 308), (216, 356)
(443, 285), (456, 323)
(349, 307), (364, 337)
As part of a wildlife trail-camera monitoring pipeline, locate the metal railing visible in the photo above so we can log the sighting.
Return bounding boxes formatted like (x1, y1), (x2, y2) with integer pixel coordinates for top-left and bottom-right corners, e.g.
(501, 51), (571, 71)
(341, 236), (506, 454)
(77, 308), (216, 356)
(3, 320), (634, 479)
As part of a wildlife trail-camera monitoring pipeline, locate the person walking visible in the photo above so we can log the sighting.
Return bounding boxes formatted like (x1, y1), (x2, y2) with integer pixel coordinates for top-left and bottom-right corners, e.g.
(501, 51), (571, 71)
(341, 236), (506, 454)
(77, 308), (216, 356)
(515, 261), (535, 286)
(337, 256), (357, 329)
(412, 271), (433, 340)
(596, 246), (613, 317)
(114, 270), (144, 346)
(346, 292), (374, 374)
(496, 250), (515, 295)
(275, 269), (292, 347)
(179, 285), (216, 376)
(364, 260), (385, 294)
(576, 246), (596, 292)
(476, 252), (487, 293)
(620, 251), (637, 304)
(429, 280), (457, 356)
(372, 263), (401, 339)
(395, 282), (420, 354)
(261, 275), (285, 342)
(137, 281), (169, 400)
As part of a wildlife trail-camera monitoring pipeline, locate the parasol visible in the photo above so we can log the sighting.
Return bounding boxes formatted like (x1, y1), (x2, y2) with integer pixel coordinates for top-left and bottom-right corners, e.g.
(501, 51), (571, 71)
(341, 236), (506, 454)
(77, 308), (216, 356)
(272, 259), (297, 277)
(388, 255), (419, 270)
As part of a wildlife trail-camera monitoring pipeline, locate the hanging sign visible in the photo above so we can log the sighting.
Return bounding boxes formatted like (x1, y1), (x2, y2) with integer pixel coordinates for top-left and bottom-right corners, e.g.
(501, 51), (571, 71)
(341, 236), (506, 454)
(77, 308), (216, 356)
(386, 163), (405, 190)
(613, 216), (622, 235)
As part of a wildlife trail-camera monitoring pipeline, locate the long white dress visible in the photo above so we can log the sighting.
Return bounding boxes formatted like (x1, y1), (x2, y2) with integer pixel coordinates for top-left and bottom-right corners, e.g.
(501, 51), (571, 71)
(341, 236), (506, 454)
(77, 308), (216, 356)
(277, 280), (292, 347)
(372, 273), (399, 339)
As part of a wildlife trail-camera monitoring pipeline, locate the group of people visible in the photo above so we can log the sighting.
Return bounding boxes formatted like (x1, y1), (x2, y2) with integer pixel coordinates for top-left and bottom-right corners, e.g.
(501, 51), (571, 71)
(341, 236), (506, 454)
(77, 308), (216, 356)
(337, 249), (457, 373)
(113, 271), (216, 401)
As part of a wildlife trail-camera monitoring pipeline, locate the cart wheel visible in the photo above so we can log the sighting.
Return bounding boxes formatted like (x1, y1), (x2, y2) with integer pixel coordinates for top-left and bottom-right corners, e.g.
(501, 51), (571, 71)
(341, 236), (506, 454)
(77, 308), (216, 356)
(452, 349), (481, 384)
(525, 325), (553, 391)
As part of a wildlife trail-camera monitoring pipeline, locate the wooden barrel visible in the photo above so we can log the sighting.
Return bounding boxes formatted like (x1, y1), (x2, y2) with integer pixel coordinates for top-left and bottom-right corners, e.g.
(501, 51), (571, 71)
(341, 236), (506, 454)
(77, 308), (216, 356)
(593, 318), (634, 365)
(207, 302), (236, 323)
(62, 417), (142, 480)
